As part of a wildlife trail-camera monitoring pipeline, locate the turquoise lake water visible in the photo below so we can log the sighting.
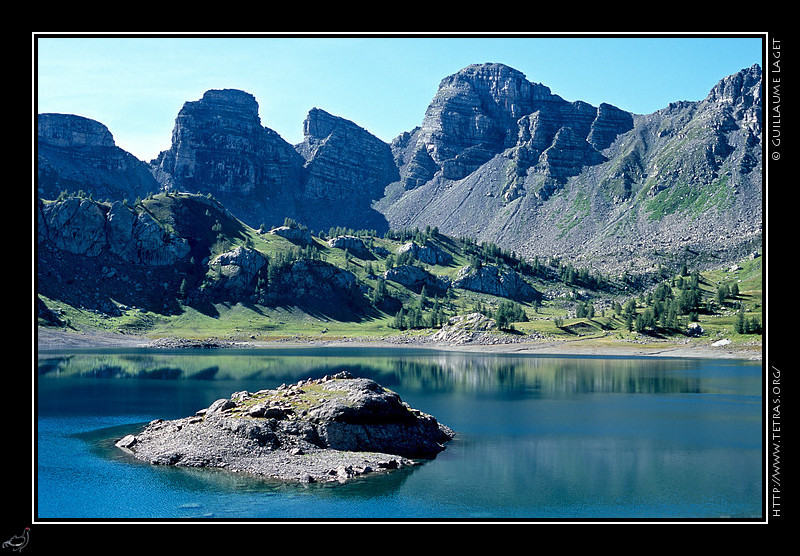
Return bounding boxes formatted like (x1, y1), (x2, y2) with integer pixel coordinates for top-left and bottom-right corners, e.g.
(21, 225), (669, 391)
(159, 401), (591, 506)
(35, 347), (764, 521)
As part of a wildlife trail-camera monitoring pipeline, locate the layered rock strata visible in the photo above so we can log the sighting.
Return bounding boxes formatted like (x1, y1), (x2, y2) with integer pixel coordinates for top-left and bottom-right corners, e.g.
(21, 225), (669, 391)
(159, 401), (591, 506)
(391, 63), (633, 189)
(116, 372), (455, 483)
(37, 113), (160, 202)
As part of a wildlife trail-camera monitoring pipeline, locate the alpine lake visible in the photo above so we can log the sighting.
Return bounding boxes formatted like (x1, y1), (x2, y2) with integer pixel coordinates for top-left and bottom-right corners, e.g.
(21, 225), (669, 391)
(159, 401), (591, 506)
(36, 346), (763, 521)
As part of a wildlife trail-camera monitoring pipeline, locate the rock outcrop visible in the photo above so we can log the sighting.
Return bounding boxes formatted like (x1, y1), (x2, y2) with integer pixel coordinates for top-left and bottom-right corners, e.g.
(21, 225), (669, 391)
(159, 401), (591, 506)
(206, 246), (267, 295)
(152, 89), (307, 228)
(396, 241), (453, 266)
(116, 372), (455, 483)
(451, 264), (538, 301)
(326, 235), (371, 257)
(268, 225), (313, 245)
(37, 113), (160, 202)
(428, 312), (497, 345)
(37, 196), (191, 265)
(383, 264), (449, 293)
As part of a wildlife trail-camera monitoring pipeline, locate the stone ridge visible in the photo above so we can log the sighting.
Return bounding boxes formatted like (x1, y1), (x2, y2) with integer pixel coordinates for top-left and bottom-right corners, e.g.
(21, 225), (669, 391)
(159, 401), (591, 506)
(297, 107), (400, 203)
(115, 371), (455, 483)
(37, 62), (763, 275)
(381, 63), (762, 273)
(37, 113), (161, 202)
(38, 113), (116, 148)
(393, 62), (633, 187)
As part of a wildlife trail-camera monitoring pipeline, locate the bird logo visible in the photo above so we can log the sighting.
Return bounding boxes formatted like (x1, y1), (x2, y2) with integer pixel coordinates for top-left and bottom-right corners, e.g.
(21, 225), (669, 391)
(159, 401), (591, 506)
(2, 528), (29, 552)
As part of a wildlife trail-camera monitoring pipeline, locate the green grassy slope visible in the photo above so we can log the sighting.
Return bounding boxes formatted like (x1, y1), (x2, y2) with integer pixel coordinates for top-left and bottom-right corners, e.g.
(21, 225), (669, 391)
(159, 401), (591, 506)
(37, 192), (763, 349)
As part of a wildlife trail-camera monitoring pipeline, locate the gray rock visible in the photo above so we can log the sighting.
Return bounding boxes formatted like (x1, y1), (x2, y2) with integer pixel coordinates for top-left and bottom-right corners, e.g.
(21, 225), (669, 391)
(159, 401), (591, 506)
(452, 264), (538, 301)
(383, 264), (449, 293)
(207, 246), (267, 293)
(326, 235), (370, 257)
(39, 196), (191, 265)
(116, 372), (454, 483)
(297, 108), (399, 204)
(269, 225), (313, 245)
(429, 312), (497, 345)
(396, 241), (453, 265)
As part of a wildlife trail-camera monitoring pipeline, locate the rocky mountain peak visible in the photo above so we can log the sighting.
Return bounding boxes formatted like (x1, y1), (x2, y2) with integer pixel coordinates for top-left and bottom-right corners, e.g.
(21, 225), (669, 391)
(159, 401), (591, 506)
(150, 88), (307, 228)
(191, 88), (261, 117)
(393, 62), (633, 187)
(437, 62), (558, 120)
(413, 63), (561, 175)
(297, 107), (399, 204)
(37, 113), (160, 202)
(706, 64), (762, 107)
(38, 113), (116, 148)
(701, 64), (762, 137)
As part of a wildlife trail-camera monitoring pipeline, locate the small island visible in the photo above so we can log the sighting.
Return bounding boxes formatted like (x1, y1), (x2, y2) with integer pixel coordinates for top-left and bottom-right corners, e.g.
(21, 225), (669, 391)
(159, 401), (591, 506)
(116, 371), (454, 484)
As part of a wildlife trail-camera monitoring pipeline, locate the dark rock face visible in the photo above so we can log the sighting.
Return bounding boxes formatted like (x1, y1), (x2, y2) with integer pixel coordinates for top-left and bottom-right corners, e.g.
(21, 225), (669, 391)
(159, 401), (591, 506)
(382, 63), (762, 273)
(271, 258), (366, 315)
(37, 113), (160, 202)
(152, 89), (307, 228)
(116, 372), (455, 483)
(298, 108), (399, 203)
(37, 63), (762, 277)
(152, 93), (395, 233)
(391, 63), (633, 189)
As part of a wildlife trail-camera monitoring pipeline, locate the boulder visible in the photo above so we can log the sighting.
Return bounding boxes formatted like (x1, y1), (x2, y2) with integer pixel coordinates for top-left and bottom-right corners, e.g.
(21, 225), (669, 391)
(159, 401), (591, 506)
(687, 322), (704, 336)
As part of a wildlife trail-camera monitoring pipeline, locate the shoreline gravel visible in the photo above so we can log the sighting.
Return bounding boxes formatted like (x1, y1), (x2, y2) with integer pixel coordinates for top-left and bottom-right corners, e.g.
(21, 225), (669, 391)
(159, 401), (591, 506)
(35, 326), (762, 360)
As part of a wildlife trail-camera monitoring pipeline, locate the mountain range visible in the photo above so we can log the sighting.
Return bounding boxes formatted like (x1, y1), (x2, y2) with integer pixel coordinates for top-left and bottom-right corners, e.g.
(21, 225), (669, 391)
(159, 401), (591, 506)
(37, 62), (763, 276)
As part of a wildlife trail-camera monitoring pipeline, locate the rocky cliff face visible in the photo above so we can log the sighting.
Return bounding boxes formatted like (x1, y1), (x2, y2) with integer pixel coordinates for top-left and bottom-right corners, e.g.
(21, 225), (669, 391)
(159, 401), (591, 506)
(37, 63), (763, 277)
(37, 196), (191, 265)
(389, 63), (633, 192)
(297, 108), (399, 202)
(380, 63), (762, 273)
(451, 263), (539, 301)
(152, 93), (395, 233)
(37, 113), (160, 202)
(151, 89), (307, 228)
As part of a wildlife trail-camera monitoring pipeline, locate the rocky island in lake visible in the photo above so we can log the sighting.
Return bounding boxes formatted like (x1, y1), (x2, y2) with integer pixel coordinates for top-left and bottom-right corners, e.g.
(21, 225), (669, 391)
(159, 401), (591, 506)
(116, 372), (455, 483)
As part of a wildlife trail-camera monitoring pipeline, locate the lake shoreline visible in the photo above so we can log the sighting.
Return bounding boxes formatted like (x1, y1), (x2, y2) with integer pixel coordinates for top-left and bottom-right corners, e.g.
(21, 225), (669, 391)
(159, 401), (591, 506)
(35, 326), (762, 360)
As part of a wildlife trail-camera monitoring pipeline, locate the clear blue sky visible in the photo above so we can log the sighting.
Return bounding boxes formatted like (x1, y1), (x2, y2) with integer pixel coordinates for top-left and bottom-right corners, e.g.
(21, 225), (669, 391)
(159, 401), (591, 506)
(35, 33), (764, 162)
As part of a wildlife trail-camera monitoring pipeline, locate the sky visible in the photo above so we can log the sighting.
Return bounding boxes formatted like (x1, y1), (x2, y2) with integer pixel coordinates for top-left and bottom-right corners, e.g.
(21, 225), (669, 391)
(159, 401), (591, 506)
(34, 33), (765, 162)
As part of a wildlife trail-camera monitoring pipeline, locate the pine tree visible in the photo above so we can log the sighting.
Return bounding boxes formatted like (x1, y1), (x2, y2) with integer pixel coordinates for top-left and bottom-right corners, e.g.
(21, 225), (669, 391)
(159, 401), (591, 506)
(735, 310), (746, 334)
